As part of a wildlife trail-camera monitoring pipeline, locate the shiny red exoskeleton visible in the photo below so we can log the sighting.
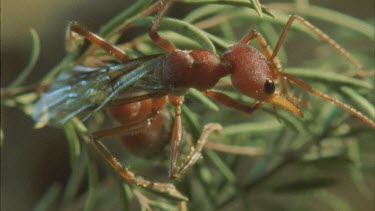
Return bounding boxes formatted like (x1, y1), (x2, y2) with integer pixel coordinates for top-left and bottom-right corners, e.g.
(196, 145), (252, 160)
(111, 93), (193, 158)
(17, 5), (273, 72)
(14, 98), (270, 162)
(33, 0), (375, 198)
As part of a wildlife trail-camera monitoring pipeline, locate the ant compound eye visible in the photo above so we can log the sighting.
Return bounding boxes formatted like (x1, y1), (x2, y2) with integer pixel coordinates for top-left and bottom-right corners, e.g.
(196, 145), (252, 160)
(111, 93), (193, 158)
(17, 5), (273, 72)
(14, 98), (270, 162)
(264, 79), (275, 95)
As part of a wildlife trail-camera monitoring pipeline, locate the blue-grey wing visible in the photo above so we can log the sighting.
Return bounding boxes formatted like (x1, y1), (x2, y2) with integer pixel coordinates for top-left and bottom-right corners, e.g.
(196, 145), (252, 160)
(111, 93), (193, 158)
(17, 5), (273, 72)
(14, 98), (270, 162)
(33, 55), (169, 127)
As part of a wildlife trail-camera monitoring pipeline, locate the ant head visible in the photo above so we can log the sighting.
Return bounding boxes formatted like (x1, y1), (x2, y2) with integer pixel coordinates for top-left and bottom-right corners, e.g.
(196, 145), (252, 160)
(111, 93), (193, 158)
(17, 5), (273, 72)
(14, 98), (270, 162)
(224, 43), (303, 117)
(224, 43), (276, 100)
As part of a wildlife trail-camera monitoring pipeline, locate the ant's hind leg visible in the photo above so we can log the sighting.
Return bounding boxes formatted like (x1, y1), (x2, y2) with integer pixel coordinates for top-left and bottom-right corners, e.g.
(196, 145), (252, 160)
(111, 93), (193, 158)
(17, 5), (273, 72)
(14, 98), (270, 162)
(67, 21), (130, 62)
(148, 0), (176, 52)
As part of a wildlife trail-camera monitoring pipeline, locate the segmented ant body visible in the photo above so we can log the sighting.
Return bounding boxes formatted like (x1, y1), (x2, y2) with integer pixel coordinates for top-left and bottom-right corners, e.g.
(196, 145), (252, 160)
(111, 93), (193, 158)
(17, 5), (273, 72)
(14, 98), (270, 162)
(32, 0), (375, 202)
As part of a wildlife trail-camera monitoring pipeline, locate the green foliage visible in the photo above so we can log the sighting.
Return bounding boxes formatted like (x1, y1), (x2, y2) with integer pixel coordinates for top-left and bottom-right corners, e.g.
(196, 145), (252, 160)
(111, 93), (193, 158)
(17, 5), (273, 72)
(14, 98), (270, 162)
(9, 28), (41, 88)
(2, 0), (374, 210)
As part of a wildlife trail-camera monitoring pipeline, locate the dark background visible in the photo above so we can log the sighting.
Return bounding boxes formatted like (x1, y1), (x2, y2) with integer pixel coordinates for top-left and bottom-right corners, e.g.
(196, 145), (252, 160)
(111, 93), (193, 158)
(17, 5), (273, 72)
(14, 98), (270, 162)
(1, 0), (374, 210)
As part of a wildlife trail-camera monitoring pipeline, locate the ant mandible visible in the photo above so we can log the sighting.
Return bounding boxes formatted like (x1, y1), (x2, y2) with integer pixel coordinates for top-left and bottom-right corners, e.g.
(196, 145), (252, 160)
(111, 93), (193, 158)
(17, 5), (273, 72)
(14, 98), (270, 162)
(34, 0), (375, 200)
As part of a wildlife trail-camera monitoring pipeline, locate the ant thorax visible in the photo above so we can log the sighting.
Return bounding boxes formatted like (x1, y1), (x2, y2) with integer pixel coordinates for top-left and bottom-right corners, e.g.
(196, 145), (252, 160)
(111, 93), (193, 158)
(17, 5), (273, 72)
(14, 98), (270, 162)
(162, 49), (232, 93)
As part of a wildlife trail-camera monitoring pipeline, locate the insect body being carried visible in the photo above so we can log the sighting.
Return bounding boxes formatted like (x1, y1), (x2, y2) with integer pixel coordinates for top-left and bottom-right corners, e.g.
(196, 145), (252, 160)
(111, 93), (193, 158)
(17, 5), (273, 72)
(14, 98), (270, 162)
(33, 0), (375, 200)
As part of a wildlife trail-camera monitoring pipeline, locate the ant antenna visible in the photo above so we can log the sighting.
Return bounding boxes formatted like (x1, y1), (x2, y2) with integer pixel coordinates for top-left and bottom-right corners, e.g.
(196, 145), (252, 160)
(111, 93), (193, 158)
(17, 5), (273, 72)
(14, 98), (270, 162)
(271, 15), (363, 71)
(281, 72), (375, 129)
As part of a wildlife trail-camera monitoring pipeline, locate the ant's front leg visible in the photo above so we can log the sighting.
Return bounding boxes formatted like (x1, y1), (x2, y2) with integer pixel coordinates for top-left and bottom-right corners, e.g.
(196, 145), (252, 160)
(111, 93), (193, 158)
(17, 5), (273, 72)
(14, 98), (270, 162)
(202, 90), (264, 114)
(203, 90), (302, 118)
(148, 0), (176, 52)
(67, 21), (130, 62)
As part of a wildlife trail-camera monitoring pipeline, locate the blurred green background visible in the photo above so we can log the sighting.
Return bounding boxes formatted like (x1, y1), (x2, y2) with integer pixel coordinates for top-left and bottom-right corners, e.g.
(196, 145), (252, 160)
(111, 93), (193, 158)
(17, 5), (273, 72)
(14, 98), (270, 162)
(1, 0), (374, 210)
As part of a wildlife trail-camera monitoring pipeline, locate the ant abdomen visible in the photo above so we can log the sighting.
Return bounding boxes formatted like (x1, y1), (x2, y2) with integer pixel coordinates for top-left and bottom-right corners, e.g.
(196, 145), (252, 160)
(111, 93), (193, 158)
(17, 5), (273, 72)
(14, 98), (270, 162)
(108, 97), (171, 158)
(119, 112), (171, 158)
(109, 100), (152, 124)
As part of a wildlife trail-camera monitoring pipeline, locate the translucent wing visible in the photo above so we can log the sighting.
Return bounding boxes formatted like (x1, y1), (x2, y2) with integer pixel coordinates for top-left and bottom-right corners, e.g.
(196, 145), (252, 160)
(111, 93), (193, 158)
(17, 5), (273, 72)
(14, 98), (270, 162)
(33, 55), (168, 127)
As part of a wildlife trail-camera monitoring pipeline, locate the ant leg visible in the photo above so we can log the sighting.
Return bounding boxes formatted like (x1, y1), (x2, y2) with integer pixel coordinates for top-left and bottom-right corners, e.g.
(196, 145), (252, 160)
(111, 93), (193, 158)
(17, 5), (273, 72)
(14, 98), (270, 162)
(92, 119), (152, 140)
(77, 1), (163, 63)
(173, 123), (222, 178)
(204, 89), (303, 118)
(271, 15), (362, 70)
(149, 0), (176, 52)
(168, 97), (221, 179)
(168, 96), (184, 178)
(202, 90), (264, 114)
(84, 135), (187, 201)
(68, 21), (130, 62)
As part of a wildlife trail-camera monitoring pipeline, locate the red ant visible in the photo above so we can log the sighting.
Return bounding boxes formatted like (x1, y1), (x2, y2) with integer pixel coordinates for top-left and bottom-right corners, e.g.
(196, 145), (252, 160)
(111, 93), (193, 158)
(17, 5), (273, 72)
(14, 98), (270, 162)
(32, 0), (375, 201)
